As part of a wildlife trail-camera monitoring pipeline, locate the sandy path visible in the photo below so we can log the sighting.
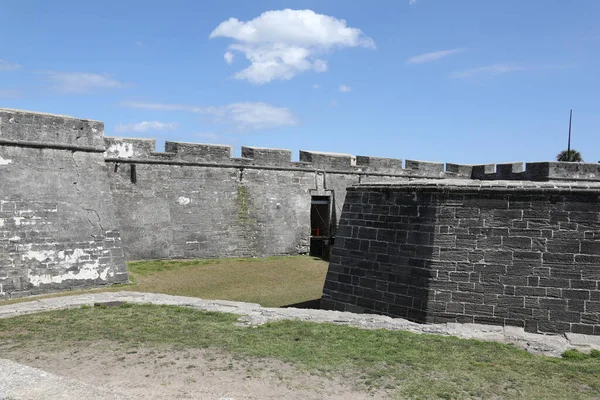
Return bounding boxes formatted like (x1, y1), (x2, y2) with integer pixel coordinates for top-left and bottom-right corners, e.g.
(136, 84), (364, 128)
(1, 340), (388, 400)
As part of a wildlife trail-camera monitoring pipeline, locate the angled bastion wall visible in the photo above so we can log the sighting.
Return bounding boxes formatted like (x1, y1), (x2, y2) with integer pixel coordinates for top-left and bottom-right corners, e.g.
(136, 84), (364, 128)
(322, 180), (600, 335)
(0, 109), (128, 299)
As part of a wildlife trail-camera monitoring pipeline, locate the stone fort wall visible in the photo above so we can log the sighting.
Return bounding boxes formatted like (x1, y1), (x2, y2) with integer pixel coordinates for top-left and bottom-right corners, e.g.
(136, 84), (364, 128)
(2, 105), (600, 332)
(321, 180), (600, 335)
(103, 137), (452, 261)
(0, 109), (128, 299)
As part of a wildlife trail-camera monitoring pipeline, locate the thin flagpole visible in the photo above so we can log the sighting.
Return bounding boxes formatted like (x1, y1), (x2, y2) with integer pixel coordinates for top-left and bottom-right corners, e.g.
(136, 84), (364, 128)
(567, 109), (572, 161)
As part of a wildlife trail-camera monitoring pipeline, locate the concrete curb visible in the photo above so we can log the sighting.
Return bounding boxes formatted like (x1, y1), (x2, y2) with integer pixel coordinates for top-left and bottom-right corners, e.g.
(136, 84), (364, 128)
(2, 291), (600, 357)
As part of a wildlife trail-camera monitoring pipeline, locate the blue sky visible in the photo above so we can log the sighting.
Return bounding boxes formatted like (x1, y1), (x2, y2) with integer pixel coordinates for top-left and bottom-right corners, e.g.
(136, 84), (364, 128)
(1, 0), (598, 164)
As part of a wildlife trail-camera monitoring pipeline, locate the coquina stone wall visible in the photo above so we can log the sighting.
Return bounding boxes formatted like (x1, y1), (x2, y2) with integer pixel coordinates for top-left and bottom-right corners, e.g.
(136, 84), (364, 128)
(0, 109), (128, 299)
(321, 180), (600, 335)
(3, 106), (600, 308)
(103, 138), (446, 260)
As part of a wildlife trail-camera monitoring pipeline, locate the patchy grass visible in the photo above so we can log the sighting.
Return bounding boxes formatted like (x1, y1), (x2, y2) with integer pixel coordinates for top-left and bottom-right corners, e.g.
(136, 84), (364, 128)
(0, 256), (328, 308)
(1, 304), (599, 399)
(126, 256), (328, 307)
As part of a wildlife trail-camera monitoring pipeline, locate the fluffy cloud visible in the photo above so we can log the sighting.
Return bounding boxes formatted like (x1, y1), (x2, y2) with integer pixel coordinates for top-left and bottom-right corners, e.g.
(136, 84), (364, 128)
(0, 59), (21, 71)
(201, 102), (298, 131)
(224, 51), (234, 65)
(46, 72), (131, 93)
(406, 48), (466, 65)
(120, 101), (201, 112)
(115, 121), (178, 133)
(449, 64), (527, 79)
(209, 9), (375, 84)
(121, 101), (298, 131)
(339, 84), (351, 92)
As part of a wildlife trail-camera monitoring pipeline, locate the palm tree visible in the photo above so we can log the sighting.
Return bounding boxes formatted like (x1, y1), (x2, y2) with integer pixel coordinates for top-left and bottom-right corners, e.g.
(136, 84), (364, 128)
(556, 149), (584, 162)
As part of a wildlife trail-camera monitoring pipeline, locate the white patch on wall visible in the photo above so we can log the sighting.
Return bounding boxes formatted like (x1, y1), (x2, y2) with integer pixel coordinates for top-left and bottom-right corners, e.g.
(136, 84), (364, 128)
(23, 247), (114, 286)
(0, 219), (3, 227)
(13, 217), (24, 226)
(0, 157), (12, 165)
(106, 142), (134, 158)
(177, 196), (191, 205)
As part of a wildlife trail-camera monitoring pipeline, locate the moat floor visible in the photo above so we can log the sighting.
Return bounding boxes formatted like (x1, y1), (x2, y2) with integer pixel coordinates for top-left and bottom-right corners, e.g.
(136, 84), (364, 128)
(1, 343), (387, 400)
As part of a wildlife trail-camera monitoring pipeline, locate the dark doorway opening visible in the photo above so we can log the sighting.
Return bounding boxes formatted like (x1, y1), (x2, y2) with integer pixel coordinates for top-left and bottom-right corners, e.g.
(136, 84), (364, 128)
(310, 196), (331, 260)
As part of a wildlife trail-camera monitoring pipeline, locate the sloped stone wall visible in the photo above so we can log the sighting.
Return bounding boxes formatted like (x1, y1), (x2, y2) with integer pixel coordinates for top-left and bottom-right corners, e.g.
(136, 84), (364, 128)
(322, 180), (600, 335)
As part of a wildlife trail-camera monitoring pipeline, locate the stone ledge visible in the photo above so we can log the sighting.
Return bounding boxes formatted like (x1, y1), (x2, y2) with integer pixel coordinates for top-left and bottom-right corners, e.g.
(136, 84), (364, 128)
(355, 179), (600, 192)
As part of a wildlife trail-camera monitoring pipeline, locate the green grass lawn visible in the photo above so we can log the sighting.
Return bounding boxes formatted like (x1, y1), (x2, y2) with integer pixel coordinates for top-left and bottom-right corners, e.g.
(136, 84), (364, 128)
(126, 256), (328, 307)
(0, 256), (329, 308)
(1, 304), (599, 399)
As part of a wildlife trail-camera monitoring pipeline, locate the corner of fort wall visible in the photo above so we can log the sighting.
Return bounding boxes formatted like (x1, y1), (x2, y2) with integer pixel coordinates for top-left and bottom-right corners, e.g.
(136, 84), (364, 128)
(0, 109), (128, 299)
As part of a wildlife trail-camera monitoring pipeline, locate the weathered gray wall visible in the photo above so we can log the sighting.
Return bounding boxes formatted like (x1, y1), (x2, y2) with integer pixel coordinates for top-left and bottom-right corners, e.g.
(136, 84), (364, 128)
(104, 136), (600, 262)
(322, 180), (600, 335)
(103, 138), (428, 260)
(0, 109), (128, 299)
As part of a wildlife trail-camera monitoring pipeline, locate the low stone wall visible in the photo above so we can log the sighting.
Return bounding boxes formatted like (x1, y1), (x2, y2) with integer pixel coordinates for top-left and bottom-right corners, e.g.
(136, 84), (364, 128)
(321, 180), (600, 335)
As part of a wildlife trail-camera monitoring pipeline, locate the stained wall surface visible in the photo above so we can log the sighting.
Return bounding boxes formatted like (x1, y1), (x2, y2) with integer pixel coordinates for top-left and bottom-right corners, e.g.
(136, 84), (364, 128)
(0, 109), (128, 298)
(322, 180), (600, 335)
(103, 138), (423, 260)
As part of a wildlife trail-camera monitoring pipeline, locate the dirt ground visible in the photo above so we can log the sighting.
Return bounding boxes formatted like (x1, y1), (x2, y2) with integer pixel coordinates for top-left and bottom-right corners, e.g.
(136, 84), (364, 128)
(1, 340), (390, 400)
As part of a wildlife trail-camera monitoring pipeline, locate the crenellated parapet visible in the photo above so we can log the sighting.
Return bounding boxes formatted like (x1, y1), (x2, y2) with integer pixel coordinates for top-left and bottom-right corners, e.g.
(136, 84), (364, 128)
(102, 136), (600, 181)
(104, 138), (434, 177)
(447, 161), (600, 182)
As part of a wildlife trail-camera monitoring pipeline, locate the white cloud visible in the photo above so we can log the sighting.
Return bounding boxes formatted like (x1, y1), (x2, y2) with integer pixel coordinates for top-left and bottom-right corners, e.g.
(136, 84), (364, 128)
(121, 101), (298, 131)
(224, 52), (234, 65)
(120, 101), (202, 112)
(449, 64), (527, 79)
(312, 84), (320, 89)
(313, 59), (328, 73)
(409, 0), (417, 4)
(135, 41), (146, 48)
(0, 59), (21, 71)
(201, 102), (298, 131)
(406, 48), (466, 65)
(339, 84), (351, 92)
(209, 9), (375, 84)
(46, 72), (132, 93)
(115, 121), (178, 133)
